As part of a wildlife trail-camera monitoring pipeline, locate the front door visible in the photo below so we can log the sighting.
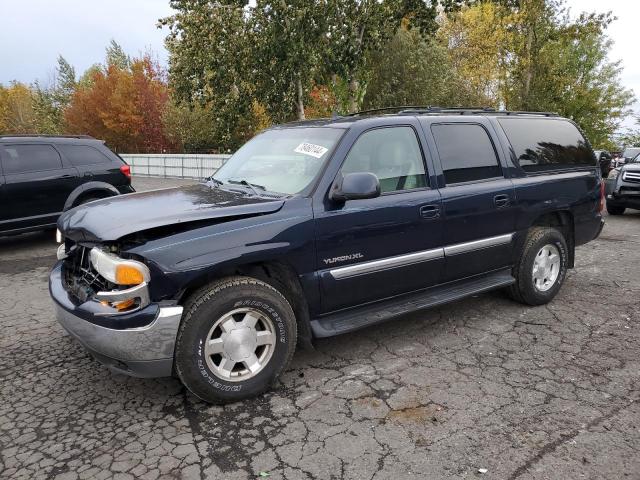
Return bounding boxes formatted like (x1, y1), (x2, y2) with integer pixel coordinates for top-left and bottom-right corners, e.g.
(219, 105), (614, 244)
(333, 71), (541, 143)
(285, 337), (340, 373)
(314, 124), (444, 313)
(0, 143), (79, 230)
(425, 120), (517, 281)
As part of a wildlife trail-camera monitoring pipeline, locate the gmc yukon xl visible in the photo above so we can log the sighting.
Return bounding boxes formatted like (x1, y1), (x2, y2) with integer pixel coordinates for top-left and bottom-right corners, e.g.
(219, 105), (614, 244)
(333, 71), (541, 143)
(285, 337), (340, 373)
(49, 107), (605, 403)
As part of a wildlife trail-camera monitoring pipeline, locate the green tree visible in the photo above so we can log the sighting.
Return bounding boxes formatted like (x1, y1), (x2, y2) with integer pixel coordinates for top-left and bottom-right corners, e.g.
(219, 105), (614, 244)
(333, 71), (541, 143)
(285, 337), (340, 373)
(32, 56), (77, 134)
(442, 0), (634, 146)
(161, 1), (256, 150)
(251, 0), (328, 121)
(106, 40), (131, 70)
(363, 26), (475, 108)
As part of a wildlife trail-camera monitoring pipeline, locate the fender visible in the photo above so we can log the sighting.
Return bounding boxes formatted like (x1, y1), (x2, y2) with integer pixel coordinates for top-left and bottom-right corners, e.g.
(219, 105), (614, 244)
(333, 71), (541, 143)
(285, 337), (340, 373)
(63, 181), (120, 211)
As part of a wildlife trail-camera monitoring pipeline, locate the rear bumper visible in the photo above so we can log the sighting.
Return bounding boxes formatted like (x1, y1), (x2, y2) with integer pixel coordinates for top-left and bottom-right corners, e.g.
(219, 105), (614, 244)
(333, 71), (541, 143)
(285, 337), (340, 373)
(50, 262), (182, 378)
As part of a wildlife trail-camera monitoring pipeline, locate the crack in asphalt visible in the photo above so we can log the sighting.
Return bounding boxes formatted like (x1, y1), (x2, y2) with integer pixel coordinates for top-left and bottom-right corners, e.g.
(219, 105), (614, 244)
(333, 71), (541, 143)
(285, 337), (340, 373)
(1, 208), (640, 479)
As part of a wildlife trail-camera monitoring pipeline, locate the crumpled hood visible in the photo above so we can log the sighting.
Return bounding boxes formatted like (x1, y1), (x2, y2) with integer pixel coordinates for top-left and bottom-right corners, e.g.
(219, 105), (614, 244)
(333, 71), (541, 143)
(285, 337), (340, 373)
(58, 183), (285, 242)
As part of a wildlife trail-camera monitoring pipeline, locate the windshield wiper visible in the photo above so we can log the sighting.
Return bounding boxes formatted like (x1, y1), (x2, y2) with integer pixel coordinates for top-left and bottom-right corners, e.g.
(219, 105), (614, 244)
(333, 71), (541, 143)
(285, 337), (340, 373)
(207, 177), (224, 187)
(226, 178), (266, 196)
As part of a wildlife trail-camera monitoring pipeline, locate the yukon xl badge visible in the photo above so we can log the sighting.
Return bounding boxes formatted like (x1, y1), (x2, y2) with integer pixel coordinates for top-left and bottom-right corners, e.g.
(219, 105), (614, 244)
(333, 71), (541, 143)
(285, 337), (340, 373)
(323, 253), (364, 265)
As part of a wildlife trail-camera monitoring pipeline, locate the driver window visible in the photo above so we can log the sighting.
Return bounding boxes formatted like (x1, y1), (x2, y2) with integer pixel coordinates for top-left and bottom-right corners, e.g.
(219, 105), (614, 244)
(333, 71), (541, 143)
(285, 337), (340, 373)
(341, 127), (427, 193)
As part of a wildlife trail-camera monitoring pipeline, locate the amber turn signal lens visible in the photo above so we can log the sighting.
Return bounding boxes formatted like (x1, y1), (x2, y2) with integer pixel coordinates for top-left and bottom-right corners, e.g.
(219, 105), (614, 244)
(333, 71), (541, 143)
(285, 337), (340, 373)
(113, 298), (137, 311)
(115, 265), (145, 285)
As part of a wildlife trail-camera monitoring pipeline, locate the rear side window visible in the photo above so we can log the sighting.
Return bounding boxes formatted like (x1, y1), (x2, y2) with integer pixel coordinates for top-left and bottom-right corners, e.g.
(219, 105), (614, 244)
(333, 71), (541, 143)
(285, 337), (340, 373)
(0, 144), (62, 174)
(58, 144), (111, 166)
(431, 123), (502, 184)
(498, 118), (595, 173)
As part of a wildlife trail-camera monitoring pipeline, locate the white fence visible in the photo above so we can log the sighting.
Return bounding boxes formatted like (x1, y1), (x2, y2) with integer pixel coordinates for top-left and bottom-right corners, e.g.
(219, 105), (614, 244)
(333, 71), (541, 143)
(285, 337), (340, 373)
(120, 154), (232, 180)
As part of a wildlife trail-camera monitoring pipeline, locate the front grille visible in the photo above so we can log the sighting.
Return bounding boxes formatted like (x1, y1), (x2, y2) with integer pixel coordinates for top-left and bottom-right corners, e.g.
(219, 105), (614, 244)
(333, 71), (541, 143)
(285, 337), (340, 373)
(63, 246), (115, 303)
(623, 171), (640, 183)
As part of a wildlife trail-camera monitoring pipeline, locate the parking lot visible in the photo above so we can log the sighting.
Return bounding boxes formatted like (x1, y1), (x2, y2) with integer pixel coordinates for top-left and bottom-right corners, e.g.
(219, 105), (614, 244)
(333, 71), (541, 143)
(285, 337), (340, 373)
(1, 177), (639, 480)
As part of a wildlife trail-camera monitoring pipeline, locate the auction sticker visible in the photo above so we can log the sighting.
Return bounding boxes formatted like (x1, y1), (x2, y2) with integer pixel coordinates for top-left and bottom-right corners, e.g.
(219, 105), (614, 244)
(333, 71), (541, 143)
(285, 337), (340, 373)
(294, 142), (329, 158)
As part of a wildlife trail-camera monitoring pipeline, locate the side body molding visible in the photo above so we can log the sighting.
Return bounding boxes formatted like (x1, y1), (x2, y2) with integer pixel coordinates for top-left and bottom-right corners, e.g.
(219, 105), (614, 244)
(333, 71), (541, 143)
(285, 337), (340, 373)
(329, 233), (514, 280)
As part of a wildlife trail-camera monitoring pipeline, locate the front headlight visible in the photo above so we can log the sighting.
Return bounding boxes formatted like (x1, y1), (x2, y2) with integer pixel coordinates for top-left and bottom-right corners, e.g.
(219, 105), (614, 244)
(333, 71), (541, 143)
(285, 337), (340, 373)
(608, 169), (620, 180)
(89, 248), (150, 286)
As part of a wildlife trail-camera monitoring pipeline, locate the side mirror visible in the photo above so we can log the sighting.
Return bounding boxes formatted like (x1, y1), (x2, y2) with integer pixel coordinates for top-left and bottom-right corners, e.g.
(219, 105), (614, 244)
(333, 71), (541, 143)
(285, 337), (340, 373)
(330, 172), (381, 202)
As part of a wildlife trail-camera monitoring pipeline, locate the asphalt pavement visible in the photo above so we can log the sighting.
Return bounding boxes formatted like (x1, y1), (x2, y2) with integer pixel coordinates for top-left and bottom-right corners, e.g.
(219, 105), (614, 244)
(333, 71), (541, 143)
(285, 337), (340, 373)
(0, 177), (638, 479)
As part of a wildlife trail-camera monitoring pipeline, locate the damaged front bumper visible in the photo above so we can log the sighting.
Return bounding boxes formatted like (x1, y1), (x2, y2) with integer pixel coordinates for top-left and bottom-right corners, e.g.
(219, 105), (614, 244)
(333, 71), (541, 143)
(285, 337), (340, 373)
(49, 262), (182, 377)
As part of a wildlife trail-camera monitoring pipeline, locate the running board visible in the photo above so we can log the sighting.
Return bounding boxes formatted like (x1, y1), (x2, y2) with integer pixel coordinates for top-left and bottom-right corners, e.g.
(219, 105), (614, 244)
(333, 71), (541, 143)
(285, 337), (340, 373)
(310, 269), (515, 338)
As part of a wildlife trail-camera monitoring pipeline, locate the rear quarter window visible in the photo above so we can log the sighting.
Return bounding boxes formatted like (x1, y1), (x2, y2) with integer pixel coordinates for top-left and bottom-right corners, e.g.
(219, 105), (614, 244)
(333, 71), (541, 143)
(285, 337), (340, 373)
(0, 144), (62, 174)
(498, 118), (595, 173)
(58, 144), (111, 166)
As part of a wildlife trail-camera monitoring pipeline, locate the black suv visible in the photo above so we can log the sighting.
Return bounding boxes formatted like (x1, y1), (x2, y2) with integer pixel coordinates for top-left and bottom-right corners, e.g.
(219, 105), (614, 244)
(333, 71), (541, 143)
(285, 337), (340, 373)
(50, 108), (604, 403)
(0, 135), (134, 235)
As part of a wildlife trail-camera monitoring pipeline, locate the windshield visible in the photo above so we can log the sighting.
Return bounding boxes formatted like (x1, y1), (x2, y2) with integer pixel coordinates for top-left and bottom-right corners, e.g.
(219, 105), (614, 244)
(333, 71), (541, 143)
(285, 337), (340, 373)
(213, 127), (344, 195)
(622, 147), (640, 159)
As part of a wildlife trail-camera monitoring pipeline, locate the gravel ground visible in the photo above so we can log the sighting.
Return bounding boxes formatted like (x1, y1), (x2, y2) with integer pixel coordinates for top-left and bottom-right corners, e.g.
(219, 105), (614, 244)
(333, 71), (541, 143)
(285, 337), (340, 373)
(0, 178), (638, 479)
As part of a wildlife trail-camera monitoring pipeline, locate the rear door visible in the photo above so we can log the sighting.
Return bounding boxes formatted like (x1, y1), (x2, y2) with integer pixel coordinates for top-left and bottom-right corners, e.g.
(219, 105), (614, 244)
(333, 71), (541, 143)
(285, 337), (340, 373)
(423, 119), (517, 282)
(314, 123), (444, 313)
(0, 143), (79, 230)
(57, 143), (125, 188)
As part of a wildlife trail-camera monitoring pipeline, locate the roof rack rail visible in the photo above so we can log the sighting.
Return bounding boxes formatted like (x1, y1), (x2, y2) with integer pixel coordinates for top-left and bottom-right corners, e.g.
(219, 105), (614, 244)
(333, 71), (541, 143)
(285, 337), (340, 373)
(344, 106), (558, 117)
(0, 134), (95, 139)
(343, 106), (439, 117)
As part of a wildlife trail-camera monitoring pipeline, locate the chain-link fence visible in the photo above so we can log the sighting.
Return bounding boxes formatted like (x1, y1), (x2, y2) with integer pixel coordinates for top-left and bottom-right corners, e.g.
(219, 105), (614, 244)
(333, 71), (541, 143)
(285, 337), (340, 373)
(120, 154), (232, 180)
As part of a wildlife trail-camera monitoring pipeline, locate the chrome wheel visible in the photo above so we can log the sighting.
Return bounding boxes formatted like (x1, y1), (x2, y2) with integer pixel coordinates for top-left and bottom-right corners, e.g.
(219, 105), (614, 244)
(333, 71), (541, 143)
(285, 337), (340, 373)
(532, 244), (561, 292)
(204, 308), (276, 382)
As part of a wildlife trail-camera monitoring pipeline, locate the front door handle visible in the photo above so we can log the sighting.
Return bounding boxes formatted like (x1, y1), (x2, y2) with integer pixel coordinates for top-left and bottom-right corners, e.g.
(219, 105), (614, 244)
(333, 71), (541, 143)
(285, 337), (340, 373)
(420, 205), (440, 219)
(494, 194), (510, 208)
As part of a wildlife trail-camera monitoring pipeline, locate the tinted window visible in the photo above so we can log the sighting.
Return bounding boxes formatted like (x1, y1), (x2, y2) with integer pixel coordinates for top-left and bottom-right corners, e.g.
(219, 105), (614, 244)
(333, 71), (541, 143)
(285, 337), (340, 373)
(431, 124), (502, 184)
(1, 144), (62, 174)
(59, 144), (110, 166)
(498, 118), (595, 172)
(341, 126), (426, 193)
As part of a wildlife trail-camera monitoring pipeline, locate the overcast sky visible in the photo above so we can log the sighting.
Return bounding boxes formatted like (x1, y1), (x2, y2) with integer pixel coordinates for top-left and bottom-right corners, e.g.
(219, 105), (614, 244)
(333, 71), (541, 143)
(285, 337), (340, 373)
(0, 0), (637, 129)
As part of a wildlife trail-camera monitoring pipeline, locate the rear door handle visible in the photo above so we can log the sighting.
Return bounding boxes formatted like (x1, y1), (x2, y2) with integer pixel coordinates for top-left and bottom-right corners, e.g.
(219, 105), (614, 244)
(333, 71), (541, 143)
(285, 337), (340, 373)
(420, 205), (440, 219)
(494, 194), (510, 208)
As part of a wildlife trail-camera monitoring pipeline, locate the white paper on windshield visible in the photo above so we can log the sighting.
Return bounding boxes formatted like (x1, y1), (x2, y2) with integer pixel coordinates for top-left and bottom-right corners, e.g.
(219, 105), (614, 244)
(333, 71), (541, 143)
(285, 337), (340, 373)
(294, 142), (329, 159)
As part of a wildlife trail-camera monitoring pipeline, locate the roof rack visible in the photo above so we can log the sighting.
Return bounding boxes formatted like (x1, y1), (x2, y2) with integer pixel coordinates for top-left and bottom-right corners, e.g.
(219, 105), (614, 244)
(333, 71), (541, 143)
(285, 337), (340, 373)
(344, 106), (558, 117)
(0, 134), (95, 139)
(343, 106), (438, 117)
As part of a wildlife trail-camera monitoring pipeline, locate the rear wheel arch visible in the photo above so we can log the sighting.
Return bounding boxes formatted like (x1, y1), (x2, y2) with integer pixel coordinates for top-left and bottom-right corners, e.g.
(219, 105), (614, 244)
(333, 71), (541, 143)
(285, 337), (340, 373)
(530, 210), (574, 268)
(64, 183), (119, 210)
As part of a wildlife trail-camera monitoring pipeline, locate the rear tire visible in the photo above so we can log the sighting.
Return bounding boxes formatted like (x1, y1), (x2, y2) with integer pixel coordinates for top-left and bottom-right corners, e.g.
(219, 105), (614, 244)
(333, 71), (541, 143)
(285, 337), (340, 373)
(606, 203), (625, 215)
(175, 276), (297, 404)
(507, 227), (568, 306)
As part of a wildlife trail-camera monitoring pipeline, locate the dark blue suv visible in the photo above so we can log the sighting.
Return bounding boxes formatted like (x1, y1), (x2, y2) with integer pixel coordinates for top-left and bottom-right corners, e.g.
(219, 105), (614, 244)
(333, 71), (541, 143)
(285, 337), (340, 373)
(50, 108), (605, 403)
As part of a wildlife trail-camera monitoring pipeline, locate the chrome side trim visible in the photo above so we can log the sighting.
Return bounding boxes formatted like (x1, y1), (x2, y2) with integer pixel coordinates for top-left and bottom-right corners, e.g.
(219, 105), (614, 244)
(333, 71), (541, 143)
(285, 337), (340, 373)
(444, 233), (514, 256)
(330, 248), (444, 280)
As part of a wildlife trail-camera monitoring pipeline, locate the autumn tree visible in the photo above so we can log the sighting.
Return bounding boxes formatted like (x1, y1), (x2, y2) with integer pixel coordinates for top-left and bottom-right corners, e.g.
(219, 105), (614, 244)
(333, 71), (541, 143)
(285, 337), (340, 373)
(65, 55), (175, 153)
(0, 82), (38, 134)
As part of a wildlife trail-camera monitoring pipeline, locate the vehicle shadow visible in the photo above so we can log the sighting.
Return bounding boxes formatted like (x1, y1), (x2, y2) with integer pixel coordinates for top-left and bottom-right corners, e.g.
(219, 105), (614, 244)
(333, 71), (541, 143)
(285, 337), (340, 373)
(0, 229), (56, 253)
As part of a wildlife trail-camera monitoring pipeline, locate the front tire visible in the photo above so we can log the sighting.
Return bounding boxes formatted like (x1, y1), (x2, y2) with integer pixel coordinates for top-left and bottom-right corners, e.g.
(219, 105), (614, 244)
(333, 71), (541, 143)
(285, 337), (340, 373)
(606, 203), (625, 215)
(175, 276), (297, 403)
(508, 227), (568, 306)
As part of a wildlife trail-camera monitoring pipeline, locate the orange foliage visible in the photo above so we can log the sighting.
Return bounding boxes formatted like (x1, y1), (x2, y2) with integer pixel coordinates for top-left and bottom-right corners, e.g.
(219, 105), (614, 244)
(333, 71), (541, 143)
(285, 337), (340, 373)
(64, 56), (175, 153)
(304, 85), (336, 119)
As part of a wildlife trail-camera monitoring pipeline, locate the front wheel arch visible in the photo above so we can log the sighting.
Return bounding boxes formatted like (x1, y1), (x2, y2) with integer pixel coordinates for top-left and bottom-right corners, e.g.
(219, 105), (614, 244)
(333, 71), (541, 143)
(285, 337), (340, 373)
(177, 261), (314, 349)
